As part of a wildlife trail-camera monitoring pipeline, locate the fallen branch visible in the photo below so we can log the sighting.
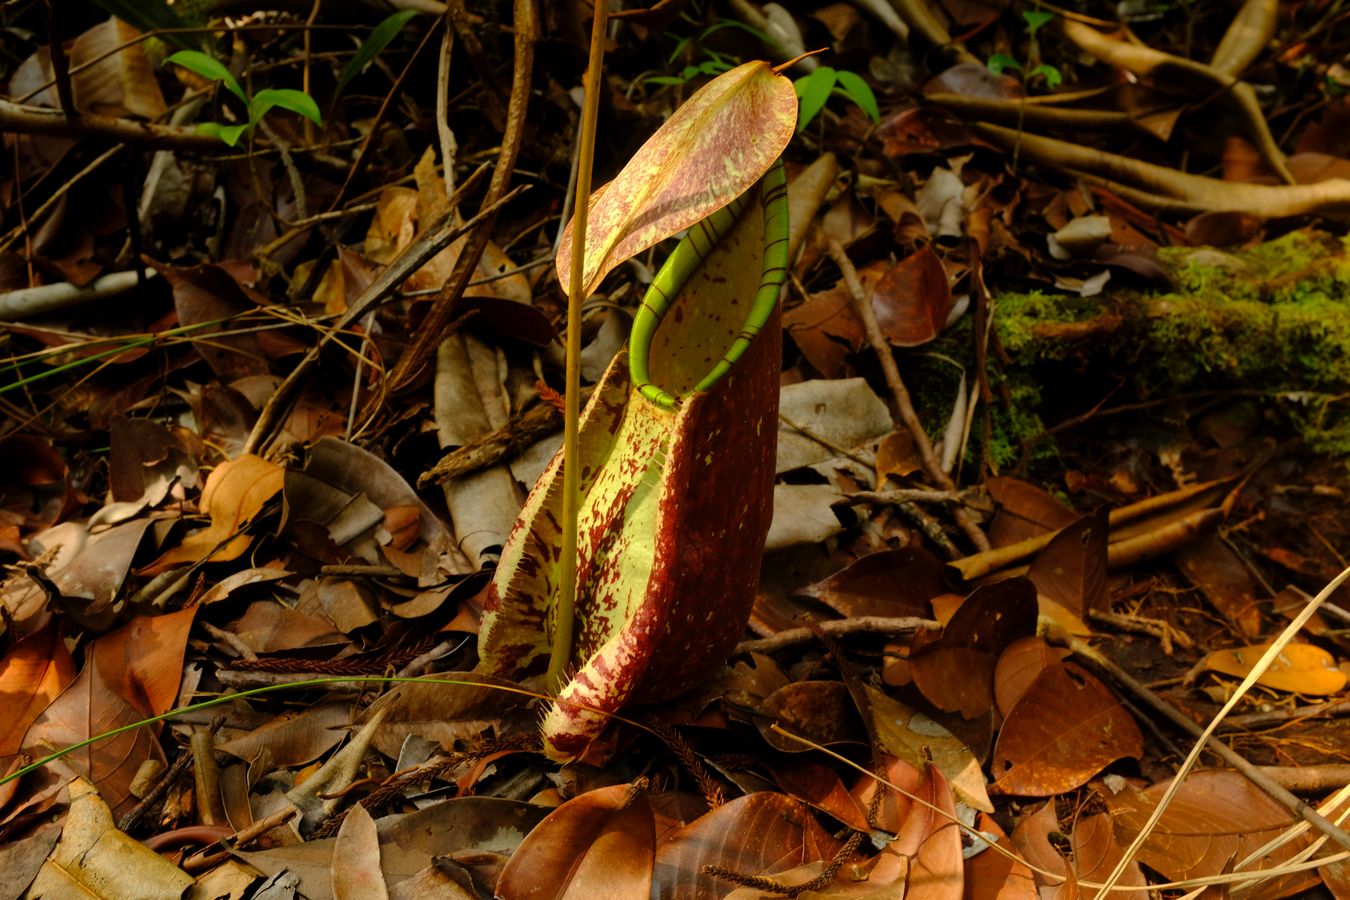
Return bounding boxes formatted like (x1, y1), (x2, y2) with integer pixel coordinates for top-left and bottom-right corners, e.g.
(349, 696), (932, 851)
(734, 615), (937, 655)
(0, 98), (221, 150)
(974, 123), (1350, 218)
(0, 269), (157, 321)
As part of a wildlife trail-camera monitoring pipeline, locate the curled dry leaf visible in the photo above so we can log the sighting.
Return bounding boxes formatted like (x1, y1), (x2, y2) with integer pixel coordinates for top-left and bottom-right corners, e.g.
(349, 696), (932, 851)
(143, 453), (283, 574)
(991, 662), (1144, 797)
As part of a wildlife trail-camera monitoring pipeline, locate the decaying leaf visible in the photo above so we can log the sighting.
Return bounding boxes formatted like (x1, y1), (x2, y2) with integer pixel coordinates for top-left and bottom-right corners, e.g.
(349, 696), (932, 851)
(26, 777), (194, 898)
(496, 783), (654, 899)
(863, 685), (993, 813)
(991, 662), (1143, 797)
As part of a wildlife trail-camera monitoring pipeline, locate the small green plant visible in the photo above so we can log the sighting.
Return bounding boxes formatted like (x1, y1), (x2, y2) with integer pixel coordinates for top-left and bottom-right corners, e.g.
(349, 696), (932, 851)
(987, 9), (1062, 91)
(793, 65), (879, 131)
(166, 50), (322, 146)
(634, 13), (877, 132)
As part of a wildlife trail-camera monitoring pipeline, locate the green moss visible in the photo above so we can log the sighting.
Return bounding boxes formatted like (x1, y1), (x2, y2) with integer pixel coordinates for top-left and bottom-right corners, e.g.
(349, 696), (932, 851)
(973, 228), (1350, 461)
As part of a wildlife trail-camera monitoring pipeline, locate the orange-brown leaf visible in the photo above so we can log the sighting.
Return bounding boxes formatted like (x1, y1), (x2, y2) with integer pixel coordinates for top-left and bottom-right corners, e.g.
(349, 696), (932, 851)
(991, 663), (1143, 796)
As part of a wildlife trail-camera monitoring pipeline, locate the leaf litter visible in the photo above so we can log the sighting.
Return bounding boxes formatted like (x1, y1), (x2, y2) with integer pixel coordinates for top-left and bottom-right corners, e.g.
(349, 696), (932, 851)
(1, 2), (1350, 898)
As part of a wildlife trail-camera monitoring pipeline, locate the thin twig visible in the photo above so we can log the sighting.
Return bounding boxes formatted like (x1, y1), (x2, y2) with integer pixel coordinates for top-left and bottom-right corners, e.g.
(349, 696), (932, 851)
(735, 616), (936, 655)
(242, 182), (528, 456)
(825, 239), (990, 552)
(386, 0), (537, 389)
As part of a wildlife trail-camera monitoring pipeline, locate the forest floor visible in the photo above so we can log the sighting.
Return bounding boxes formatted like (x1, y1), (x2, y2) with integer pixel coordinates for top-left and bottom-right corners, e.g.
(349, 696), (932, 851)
(1, 1), (1350, 898)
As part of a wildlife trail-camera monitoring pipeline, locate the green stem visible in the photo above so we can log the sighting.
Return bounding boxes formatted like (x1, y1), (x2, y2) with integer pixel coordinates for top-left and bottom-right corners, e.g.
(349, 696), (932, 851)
(550, 4), (608, 693)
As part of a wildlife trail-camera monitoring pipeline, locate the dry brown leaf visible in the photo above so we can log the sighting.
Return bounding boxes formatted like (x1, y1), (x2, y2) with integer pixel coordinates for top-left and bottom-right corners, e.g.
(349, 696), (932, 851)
(90, 605), (196, 718)
(864, 685), (993, 813)
(0, 624), (74, 757)
(27, 777), (193, 898)
(22, 660), (164, 816)
(333, 803), (389, 900)
(1026, 510), (1108, 617)
(993, 637), (1069, 720)
(1202, 641), (1348, 695)
(653, 792), (844, 899)
(964, 813), (1037, 900)
(144, 454), (283, 574)
(1106, 770), (1320, 898)
(991, 663), (1143, 797)
(759, 681), (866, 752)
(1175, 535), (1264, 638)
(497, 784), (655, 900)
(910, 579), (1038, 719)
(792, 547), (944, 619)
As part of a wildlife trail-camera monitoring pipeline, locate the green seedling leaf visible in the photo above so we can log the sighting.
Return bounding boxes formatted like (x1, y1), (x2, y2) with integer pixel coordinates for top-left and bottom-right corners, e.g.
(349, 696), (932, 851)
(1022, 10), (1056, 35)
(643, 75), (688, 87)
(249, 88), (323, 126)
(166, 50), (246, 104)
(666, 35), (694, 65)
(795, 66), (837, 132)
(336, 9), (420, 97)
(1030, 63), (1063, 89)
(196, 121), (249, 147)
(834, 69), (880, 122)
(987, 52), (1021, 76)
(555, 59), (796, 299)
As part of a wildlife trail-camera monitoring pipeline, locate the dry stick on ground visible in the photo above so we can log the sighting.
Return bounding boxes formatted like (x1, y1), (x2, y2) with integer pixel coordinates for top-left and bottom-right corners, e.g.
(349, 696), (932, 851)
(951, 478), (1228, 579)
(825, 239), (991, 553)
(117, 715), (226, 833)
(1061, 632), (1350, 854)
(385, 0), (537, 391)
(419, 387), (592, 487)
(734, 616), (937, 655)
(241, 178), (526, 456)
(1059, 19), (1293, 184)
(0, 98), (222, 151)
(973, 123), (1350, 218)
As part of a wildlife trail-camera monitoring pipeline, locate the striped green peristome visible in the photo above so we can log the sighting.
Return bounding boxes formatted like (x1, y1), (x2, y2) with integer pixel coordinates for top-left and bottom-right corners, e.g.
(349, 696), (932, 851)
(628, 158), (789, 409)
